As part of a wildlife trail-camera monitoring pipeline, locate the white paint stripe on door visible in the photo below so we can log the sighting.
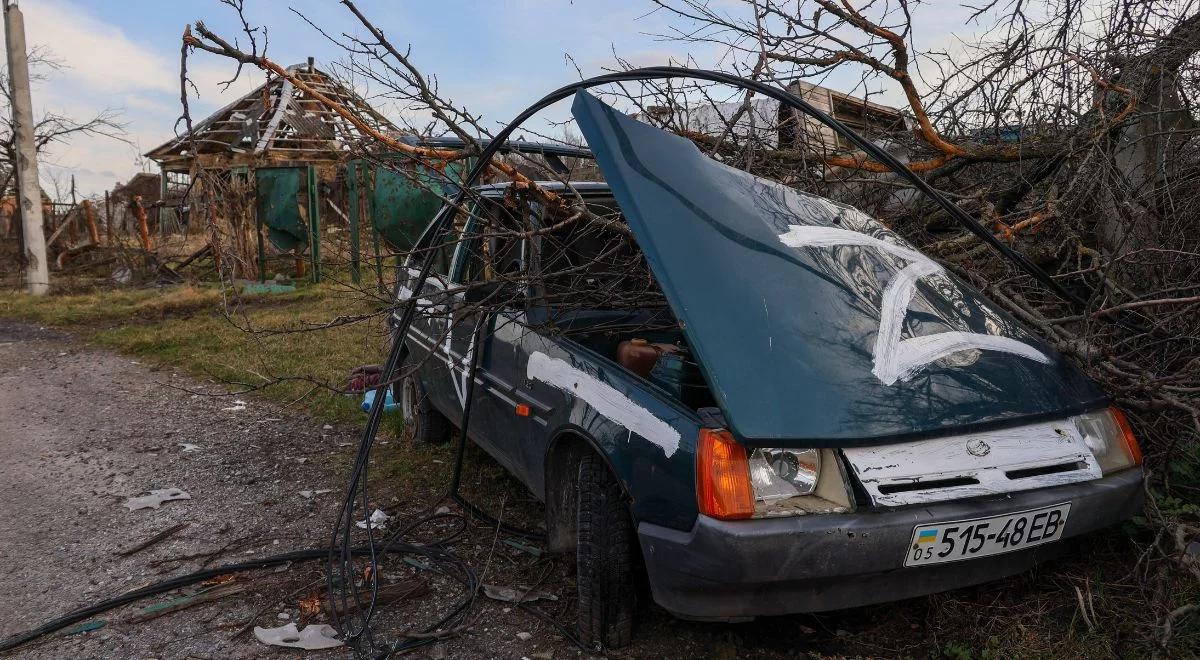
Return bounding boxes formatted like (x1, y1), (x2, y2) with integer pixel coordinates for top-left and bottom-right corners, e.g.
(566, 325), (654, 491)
(527, 351), (681, 458)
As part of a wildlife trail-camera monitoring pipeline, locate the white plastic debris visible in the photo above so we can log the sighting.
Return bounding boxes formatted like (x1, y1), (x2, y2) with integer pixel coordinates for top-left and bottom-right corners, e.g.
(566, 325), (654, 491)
(516, 632), (532, 641)
(178, 443), (201, 452)
(355, 509), (391, 531)
(123, 488), (191, 511)
(481, 584), (558, 604)
(322, 424), (333, 430)
(299, 489), (332, 499)
(253, 623), (343, 650)
(222, 400), (247, 412)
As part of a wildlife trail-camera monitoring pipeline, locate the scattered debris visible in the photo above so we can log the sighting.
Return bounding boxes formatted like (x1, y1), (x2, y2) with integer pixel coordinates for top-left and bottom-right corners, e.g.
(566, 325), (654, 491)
(322, 424), (333, 430)
(404, 558), (433, 571)
(277, 612), (291, 620)
(347, 364), (383, 393)
(178, 443), (201, 452)
(127, 583), (245, 623)
(298, 592), (324, 618)
(360, 388), (400, 413)
(355, 508), (391, 530)
(202, 574), (237, 587)
(221, 400), (247, 412)
(481, 584), (558, 604)
(253, 623), (343, 650)
(516, 631), (532, 641)
(61, 621), (105, 636)
(299, 489), (332, 499)
(111, 264), (132, 284)
(503, 539), (543, 557)
(116, 522), (190, 556)
(323, 580), (429, 619)
(123, 488), (191, 511)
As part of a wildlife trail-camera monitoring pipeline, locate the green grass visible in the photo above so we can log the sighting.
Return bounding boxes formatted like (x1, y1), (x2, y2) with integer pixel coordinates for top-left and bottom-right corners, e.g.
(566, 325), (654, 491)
(0, 283), (385, 424)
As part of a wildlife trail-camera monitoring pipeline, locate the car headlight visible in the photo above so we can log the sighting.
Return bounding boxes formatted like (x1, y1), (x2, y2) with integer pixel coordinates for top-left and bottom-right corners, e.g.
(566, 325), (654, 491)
(696, 429), (852, 520)
(1074, 407), (1142, 474)
(748, 448), (820, 500)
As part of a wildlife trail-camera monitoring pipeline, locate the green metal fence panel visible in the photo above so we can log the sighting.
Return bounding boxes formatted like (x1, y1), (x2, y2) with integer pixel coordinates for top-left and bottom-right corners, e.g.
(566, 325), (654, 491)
(369, 161), (458, 250)
(254, 167), (306, 252)
(306, 165), (321, 283)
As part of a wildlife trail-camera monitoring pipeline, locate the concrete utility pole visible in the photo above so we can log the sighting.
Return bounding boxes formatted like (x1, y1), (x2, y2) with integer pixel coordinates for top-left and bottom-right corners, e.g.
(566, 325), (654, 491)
(4, 0), (48, 295)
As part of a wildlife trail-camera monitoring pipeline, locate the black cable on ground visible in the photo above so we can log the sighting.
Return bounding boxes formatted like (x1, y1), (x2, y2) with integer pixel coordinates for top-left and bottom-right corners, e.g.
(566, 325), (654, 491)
(0, 548), (331, 654)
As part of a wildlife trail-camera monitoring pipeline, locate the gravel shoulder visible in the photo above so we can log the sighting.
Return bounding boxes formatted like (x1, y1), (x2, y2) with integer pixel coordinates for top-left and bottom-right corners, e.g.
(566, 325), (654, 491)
(0, 319), (359, 658)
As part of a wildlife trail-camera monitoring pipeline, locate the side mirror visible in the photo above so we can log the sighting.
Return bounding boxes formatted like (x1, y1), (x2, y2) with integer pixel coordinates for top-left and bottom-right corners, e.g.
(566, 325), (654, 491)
(463, 280), (521, 307)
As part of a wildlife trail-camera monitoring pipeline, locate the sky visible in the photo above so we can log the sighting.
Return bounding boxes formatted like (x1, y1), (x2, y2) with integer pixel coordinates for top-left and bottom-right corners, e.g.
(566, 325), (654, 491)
(1, 0), (984, 199)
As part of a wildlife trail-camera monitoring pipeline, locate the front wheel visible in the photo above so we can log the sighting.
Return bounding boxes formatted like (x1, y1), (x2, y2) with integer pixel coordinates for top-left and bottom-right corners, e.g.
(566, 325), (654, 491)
(576, 452), (637, 649)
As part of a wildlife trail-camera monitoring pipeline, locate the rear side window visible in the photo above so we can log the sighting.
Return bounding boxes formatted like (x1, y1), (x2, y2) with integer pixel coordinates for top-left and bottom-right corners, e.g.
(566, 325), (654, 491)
(460, 199), (528, 285)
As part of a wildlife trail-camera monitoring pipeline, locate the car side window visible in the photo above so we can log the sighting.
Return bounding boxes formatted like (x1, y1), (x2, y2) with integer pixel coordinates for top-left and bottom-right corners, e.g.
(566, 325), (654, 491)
(458, 199), (529, 300)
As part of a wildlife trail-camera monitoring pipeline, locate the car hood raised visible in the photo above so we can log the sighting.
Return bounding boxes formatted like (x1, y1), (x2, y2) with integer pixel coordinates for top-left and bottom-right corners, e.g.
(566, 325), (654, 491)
(571, 91), (1104, 446)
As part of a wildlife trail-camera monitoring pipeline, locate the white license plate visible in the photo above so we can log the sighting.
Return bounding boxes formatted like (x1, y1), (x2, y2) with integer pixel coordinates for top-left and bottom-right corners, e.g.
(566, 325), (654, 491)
(904, 503), (1071, 567)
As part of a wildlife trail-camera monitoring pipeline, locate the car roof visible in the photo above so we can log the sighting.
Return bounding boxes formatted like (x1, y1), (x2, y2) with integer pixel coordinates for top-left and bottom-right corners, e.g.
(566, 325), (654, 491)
(473, 181), (612, 196)
(418, 136), (594, 160)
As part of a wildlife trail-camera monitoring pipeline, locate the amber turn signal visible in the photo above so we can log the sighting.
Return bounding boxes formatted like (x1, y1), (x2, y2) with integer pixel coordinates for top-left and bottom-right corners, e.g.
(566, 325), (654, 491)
(514, 403), (531, 417)
(1109, 407), (1143, 466)
(696, 428), (754, 520)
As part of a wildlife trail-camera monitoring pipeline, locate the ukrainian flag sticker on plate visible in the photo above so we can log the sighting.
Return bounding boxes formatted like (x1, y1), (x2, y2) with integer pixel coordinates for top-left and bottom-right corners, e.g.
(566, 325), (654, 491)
(905, 503), (1071, 567)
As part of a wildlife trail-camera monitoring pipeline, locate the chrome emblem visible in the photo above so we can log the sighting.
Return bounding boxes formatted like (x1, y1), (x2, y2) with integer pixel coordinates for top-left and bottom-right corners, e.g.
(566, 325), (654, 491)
(966, 439), (991, 457)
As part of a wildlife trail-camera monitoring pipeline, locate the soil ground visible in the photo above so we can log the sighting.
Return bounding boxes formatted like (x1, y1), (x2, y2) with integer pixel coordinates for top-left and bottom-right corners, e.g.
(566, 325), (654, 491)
(0, 316), (1169, 659)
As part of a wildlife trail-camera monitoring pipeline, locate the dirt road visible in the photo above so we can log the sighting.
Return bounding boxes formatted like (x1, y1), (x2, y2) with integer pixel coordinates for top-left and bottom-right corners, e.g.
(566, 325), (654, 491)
(0, 320), (364, 658)
(0, 320), (620, 659)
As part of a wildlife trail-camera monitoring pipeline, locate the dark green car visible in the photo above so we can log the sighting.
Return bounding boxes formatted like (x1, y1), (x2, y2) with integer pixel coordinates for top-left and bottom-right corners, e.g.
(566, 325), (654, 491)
(393, 93), (1144, 648)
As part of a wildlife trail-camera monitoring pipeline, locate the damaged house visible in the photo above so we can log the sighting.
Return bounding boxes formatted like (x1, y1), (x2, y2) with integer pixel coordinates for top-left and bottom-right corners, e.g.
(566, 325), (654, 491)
(145, 58), (396, 278)
(639, 80), (908, 151)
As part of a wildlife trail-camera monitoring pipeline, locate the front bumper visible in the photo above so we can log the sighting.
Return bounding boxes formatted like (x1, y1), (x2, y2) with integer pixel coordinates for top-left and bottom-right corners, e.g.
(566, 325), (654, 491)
(637, 468), (1143, 621)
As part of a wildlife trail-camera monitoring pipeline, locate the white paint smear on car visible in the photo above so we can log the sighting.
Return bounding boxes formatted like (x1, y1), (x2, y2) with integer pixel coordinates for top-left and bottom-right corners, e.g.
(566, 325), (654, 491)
(527, 351), (681, 457)
(843, 416), (1102, 506)
(778, 225), (1050, 385)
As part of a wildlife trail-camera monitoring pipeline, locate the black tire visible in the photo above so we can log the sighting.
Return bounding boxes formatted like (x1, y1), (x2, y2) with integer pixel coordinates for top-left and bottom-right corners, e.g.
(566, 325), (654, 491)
(397, 366), (451, 444)
(576, 452), (637, 649)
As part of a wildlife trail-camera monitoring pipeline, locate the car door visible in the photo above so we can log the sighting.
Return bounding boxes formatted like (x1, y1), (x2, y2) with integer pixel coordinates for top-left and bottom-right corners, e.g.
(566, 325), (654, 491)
(398, 205), (466, 419)
(449, 198), (535, 482)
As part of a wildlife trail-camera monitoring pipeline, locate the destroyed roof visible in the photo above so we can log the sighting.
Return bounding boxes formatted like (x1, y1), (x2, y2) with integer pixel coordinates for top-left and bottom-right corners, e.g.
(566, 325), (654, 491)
(146, 62), (395, 168)
(111, 172), (161, 200)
